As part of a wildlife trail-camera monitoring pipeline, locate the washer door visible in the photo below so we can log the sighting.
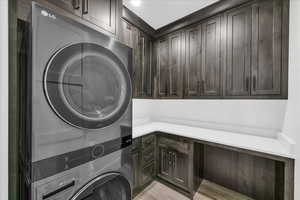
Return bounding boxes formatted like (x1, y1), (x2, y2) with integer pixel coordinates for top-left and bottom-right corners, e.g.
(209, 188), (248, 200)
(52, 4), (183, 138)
(70, 173), (131, 200)
(44, 43), (131, 129)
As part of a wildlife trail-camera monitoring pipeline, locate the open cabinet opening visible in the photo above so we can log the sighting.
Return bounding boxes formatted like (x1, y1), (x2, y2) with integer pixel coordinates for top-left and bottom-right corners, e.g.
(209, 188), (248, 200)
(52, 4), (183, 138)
(194, 143), (291, 200)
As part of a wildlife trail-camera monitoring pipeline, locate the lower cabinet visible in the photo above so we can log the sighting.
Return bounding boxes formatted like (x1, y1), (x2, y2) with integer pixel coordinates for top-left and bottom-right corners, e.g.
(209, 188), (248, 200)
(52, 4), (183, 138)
(132, 150), (140, 191)
(172, 150), (189, 187)
(159, 146), (172, 178)
(140, 162), (155, 186)
(132, 134), (194, 197)
(157, 135), (193, 193)
(158, 147), (189, 189)
(132, 135), (156, 197)
(133, 132), (294, 200)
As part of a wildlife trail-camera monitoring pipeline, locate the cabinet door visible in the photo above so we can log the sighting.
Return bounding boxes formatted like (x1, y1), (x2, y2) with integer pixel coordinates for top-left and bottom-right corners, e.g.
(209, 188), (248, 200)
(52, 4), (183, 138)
(158, 147), (172, 178)
(120, 20), (133, 48)
(201, 16), (221, 96)
(45, 0), (82, 16)
(157, 38), (170, 97)
(169, 32), (183, 98)
(132, 26), (141, 97)
(82, 0), (117, 34)
(139, 33), (153, 98)
(132, 151), (140, 191)
(184, 26), (202, 98)
(172, 151), (189, 188)
(225, 6), (251, 96)
(251, 0), (282, 96)
(140, 163), (155, 187)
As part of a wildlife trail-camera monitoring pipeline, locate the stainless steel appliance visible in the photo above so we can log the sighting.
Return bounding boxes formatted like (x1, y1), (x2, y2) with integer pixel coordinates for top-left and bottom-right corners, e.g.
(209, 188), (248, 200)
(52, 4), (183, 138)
(20, 2), (133, 199)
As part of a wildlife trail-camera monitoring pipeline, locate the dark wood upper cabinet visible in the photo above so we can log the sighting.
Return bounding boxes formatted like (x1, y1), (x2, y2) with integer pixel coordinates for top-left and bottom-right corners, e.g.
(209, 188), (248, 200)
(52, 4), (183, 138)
(131, 25), (141, 97)
(201, 16), (221, 96)
(184, 26), (202, 97)
(224, 6), (252, 96)
(184, 16), (221, 98)
(251, 0), (283, 96)
(82, 0), (117, 34)
(120, 20), (153, 98)
(139, 32), (153, 97)
(169, 32), (183, 98)
(156, 32), (183, 98)
(45, 0), (82, 16)
(120, 20), (133, 48)
(24, 0), (121, 35)
(155, 0), (288, 99)
(157, 38), (170, 97)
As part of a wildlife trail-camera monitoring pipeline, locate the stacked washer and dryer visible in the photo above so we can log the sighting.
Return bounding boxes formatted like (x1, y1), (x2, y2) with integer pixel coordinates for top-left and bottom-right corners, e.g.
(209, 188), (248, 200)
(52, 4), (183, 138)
(20, 2), (133, 200)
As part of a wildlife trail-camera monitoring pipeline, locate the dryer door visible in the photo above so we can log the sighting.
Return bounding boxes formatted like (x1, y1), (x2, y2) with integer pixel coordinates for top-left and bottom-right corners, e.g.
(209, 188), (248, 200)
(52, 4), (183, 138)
(44, 43), (132, 129)
(70, 173), (131, 200)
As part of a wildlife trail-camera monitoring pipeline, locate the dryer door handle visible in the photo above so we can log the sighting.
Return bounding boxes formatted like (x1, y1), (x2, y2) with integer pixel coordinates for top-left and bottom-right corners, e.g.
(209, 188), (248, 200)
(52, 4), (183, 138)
(42, 180), (75, 200)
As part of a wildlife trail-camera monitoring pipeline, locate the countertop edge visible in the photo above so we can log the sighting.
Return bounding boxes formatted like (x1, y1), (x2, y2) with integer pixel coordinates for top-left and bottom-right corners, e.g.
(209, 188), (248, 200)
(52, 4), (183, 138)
(132, 122), (295, 159)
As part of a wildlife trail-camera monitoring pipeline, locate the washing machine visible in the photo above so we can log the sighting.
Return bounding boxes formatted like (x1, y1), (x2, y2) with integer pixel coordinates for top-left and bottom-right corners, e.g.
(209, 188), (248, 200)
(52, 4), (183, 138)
(20, 2), (133, 199)
(30, 145), (132, 200)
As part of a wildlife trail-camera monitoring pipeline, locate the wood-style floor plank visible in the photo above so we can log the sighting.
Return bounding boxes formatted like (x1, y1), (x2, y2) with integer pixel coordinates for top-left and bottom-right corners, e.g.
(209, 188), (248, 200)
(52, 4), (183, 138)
(134, 180), (253, 200)
(198, 180), (254, 200)
(134, 181), (191, 200)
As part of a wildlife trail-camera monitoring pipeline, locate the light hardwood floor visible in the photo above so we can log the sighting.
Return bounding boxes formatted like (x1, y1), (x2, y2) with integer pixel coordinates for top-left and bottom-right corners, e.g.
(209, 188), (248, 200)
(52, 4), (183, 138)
(134, 180), (253, 200)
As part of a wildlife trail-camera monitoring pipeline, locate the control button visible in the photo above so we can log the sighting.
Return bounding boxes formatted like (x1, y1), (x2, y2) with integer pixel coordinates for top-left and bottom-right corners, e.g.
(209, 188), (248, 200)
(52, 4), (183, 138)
(92, 144), (104, 159)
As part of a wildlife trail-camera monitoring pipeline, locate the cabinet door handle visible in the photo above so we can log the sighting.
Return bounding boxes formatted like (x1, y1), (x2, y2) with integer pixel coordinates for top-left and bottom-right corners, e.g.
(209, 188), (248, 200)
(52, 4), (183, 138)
(197, 80), (201, 93)
(253, 76), (257, 91)
(82, 0), (88, 14)
(72, 0), (80, 9)
(173, 153), (176, 168)
(165, 82), (168, 96)
(201, 80), (205, 94)
(246, 77), (250, 91)
(168, 152), (172, 166)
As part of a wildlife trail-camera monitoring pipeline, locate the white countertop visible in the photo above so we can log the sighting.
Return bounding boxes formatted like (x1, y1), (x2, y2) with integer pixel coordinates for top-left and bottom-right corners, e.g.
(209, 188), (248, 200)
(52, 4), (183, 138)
(133, 122), (295, 159)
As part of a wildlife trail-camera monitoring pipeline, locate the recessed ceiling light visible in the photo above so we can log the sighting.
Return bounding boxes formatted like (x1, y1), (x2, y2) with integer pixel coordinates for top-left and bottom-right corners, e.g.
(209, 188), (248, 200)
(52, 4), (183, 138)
(130, 0), (141, 7)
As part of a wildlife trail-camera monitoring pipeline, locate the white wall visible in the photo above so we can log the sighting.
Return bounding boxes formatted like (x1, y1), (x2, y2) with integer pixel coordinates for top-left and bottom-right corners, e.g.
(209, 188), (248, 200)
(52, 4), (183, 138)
(132, 99), (154, 126)
(0, 0), (9, 200)
(150, 100), (287, 138)
(282, 0), (300, 198)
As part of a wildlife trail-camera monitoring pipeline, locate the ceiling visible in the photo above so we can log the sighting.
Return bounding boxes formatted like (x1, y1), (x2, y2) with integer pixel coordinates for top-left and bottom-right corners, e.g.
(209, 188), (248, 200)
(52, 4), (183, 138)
(123, 0), (220, 30)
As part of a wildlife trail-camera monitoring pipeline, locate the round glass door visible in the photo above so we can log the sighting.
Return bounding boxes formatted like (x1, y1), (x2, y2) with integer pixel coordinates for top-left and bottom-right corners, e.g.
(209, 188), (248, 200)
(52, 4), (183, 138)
(44, 43), (131, 129)
(70, 173), (131, 200)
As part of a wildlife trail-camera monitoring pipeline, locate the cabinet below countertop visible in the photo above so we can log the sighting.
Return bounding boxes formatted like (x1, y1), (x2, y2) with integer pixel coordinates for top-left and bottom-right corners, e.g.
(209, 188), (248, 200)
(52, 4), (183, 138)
(133, 131), (294, 200)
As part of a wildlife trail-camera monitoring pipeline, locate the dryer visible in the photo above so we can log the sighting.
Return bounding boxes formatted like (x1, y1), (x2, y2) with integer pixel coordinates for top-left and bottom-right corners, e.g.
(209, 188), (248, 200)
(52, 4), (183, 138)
(20, 2), (133, 200)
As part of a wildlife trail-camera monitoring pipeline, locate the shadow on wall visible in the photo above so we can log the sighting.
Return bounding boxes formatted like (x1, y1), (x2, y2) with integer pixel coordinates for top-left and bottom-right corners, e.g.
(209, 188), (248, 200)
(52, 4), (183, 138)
(133, 99), (288, 138)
